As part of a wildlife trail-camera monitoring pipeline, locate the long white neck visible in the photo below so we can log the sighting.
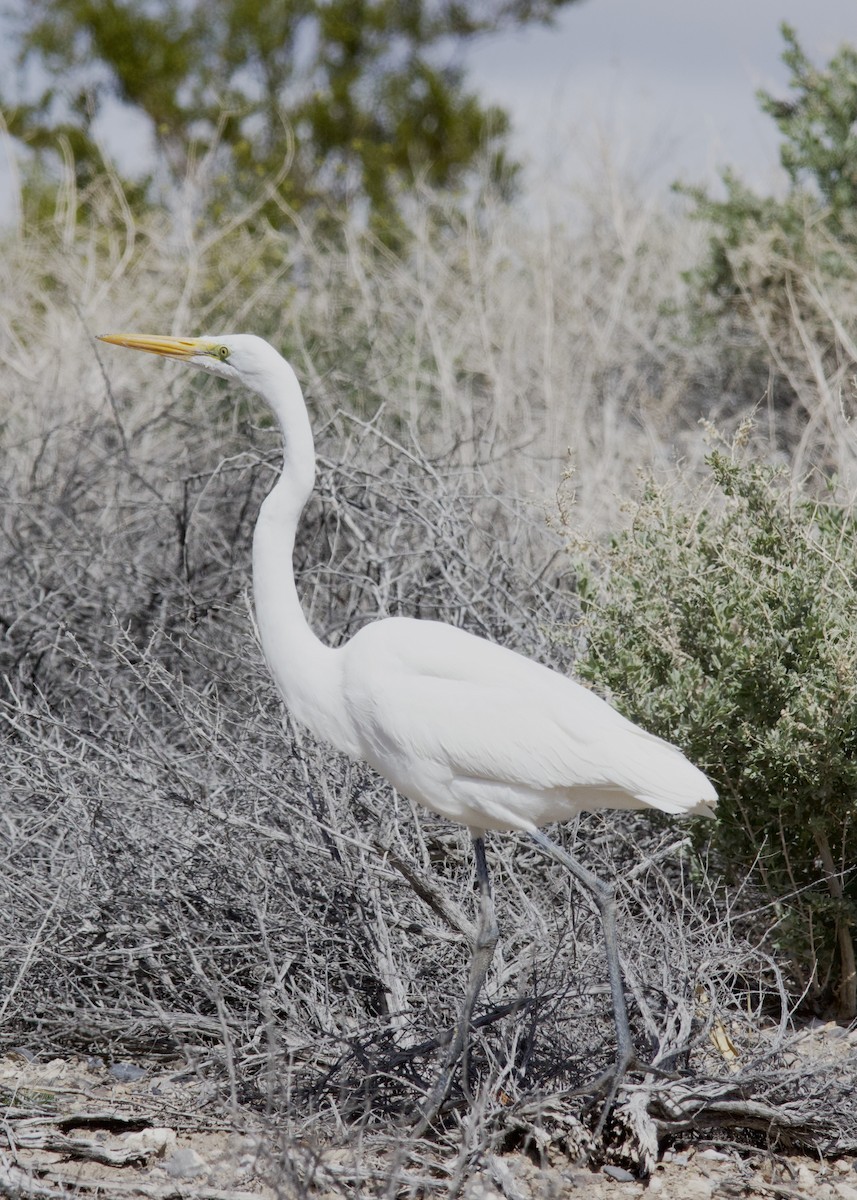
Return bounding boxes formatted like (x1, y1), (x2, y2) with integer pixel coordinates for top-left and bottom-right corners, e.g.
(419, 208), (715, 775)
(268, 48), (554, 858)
(248, 354), (356, 754)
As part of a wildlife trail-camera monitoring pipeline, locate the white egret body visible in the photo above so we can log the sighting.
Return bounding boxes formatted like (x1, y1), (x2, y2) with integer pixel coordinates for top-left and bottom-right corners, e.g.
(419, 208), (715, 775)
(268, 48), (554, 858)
(99, 331), (717, 1128)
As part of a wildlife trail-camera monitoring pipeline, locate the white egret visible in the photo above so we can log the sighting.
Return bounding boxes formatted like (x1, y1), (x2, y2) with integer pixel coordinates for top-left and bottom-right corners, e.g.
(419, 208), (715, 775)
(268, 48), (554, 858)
(98, 331), (717, 1129)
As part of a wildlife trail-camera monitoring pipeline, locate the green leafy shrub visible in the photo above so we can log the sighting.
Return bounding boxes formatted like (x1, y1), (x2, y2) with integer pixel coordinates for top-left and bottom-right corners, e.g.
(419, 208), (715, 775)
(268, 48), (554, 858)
(573, 444), (857, 1017)
(682, 24), (857, 305)
(678, 26), (857, 444)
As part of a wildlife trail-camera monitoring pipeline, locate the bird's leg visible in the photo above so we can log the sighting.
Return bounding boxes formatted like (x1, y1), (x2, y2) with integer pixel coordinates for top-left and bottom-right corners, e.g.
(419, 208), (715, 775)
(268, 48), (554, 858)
(529, 828), (636, 1134)
(415, 834), (499, 1132)
(462, 835), (500, 1095)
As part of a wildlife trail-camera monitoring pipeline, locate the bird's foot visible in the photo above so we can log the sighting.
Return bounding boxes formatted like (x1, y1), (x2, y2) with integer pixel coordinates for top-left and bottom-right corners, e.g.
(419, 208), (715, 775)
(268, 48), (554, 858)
(410, 1024), (469, 1137)
(412, 1074), (453, 1138)
(566, 1048), (641, 1137)
(569, 1053), (686, 1132)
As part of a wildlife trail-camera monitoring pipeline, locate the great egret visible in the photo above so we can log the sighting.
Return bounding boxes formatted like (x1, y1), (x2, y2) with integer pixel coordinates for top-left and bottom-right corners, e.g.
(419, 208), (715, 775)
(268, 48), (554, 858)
(98, 331), (717, 1129)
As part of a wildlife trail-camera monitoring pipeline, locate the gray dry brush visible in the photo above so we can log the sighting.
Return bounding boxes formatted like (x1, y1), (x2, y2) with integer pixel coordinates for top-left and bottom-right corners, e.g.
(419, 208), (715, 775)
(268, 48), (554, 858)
(4, 100), (857, 1192)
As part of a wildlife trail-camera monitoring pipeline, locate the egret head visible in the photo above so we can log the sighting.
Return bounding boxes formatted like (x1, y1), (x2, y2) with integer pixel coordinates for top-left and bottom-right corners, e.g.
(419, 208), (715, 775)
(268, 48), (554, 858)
(97, 332), (240, 379)
(97, 332), (289, 392)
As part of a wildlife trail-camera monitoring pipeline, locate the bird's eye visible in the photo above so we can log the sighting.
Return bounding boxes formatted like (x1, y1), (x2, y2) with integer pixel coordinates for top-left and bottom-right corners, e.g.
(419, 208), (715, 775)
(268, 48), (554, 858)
(217, 345), (230, 361)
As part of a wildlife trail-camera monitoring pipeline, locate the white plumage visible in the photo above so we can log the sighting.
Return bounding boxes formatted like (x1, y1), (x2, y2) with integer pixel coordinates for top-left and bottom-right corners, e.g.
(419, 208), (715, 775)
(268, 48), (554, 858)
(99, 330), (717, 1130)
(341, 616), (715, 832)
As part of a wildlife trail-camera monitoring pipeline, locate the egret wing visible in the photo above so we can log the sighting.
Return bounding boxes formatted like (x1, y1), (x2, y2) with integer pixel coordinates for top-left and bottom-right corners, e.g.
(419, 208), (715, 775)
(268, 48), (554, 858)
(343, 618), (714, 823)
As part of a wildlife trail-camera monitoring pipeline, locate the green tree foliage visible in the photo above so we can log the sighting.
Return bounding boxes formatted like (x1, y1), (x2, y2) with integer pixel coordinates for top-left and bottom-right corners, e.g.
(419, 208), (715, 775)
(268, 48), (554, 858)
(573, 446), (857, 1019)
(2, 0), (578, 239)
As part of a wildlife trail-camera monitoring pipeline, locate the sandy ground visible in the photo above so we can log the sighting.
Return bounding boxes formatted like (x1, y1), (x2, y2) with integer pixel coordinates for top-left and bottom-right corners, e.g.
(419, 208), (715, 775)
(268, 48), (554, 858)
(2, 1049), (856, 1199)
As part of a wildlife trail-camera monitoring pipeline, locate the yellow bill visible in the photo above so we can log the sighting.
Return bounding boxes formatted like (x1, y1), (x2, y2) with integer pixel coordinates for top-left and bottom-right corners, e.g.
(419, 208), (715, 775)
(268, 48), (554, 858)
(98, 333), (213, 359)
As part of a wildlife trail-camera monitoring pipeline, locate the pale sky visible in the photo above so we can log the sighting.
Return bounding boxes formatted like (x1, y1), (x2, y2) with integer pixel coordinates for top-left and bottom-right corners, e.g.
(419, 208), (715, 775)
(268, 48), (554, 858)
(464, 0), (855, 192)
(0, 0), (854, 218)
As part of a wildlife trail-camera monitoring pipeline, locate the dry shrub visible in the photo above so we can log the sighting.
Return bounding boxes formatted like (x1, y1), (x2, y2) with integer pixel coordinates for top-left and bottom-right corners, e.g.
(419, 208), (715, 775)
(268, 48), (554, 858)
(2, 157), (719, 531)
(726, 213), (857, 483)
